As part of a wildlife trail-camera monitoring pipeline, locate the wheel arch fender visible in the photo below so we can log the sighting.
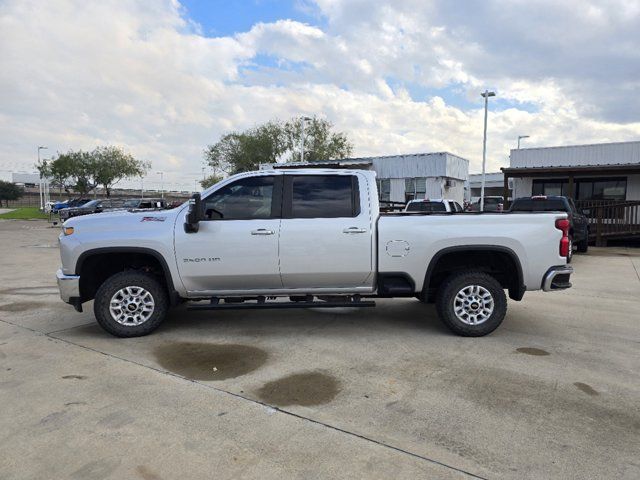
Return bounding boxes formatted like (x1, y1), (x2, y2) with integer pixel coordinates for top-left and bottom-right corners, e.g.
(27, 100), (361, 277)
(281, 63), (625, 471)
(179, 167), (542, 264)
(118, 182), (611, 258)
(75, 247), (180, 304)
(423, 245), (525, 301)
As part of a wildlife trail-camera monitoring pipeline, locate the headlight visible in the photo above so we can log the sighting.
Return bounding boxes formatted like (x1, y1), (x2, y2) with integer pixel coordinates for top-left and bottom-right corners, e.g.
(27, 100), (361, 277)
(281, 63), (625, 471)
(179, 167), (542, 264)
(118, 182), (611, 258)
(63, 227), (74, 236)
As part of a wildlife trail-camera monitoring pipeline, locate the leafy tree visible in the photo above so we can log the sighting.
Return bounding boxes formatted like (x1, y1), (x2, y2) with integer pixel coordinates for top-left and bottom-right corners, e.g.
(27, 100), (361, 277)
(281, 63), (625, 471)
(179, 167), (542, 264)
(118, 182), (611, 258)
(204, 117), (353, 174)
(204, 120), (287, 175)
(37, 150), (89, 194)
(0, 180), (24, 207)
(200, 174), (223, 189)
(283, 117), (353, 162)
(91, 146), (150, 197)
(37, 147), (149, 197)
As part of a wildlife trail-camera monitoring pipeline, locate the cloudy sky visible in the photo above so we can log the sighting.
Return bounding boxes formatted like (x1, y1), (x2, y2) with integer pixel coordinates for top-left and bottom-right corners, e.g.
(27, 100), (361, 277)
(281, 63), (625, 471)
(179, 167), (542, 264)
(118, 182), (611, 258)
(1, 0), (639, 191)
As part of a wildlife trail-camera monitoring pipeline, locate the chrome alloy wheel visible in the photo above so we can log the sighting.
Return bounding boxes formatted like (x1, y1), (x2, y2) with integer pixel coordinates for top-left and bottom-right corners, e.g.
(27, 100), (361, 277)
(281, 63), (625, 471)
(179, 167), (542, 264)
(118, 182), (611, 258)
(453, 285), (494, 325)
(109, 286), (155, 326)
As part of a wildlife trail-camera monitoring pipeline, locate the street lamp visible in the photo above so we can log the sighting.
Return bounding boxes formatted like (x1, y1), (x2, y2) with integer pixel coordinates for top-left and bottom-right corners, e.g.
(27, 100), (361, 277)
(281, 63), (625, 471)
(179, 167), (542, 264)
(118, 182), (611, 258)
(300, 116), (311, 162)
(480, 90), (495, 212)
(37, 146), (48, 210)
(157, 171), (164, 199)
(517, 135), (530, 149)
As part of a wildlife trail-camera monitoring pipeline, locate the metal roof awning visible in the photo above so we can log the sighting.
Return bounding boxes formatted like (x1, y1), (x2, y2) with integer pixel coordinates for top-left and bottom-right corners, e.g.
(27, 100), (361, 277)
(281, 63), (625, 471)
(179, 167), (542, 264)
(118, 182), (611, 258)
(501, 163), (640, 177)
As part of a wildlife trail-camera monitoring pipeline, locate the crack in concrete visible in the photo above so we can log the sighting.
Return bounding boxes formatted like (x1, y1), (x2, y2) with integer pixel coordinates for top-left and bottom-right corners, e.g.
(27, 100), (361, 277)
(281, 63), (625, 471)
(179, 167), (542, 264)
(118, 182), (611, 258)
(0, 318), (487, 479)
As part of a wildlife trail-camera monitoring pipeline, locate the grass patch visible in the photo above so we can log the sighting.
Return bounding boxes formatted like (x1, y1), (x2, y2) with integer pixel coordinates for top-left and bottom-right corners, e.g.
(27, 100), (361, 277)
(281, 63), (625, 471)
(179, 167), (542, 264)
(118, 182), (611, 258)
(0, 207), (50, 220)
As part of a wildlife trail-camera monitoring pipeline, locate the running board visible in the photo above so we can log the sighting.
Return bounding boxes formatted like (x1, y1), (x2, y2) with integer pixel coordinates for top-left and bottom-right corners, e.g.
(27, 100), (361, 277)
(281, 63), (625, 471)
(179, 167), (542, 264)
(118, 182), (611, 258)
(188, 299), (376, 311)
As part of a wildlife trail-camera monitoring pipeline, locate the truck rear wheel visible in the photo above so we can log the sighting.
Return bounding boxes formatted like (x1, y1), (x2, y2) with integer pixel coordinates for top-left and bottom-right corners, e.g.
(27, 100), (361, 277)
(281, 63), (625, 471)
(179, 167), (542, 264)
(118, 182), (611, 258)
(94, 271), (168, 338)
(435, 271), (507, 337)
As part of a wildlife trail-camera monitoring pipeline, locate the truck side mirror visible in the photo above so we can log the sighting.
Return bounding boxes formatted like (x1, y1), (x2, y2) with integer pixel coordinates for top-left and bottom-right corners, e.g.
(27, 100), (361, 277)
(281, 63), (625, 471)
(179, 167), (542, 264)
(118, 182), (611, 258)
(184, 193), (204, 233)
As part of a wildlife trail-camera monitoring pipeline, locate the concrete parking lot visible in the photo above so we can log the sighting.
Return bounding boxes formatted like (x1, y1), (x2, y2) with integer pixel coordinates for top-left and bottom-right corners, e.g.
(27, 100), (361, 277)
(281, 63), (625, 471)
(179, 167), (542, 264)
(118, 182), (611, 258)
(1, 219), (639, 479)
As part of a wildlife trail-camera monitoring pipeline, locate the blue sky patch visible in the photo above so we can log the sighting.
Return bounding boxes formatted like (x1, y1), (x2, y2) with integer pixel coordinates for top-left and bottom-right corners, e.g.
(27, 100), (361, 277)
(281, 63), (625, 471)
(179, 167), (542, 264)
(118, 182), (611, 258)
(179, 0), (321, 37)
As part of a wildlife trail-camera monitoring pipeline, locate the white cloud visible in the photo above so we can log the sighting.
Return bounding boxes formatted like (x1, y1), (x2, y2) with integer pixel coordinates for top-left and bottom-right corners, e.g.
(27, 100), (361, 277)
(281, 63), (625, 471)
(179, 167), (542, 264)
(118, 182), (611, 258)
(0, 0), (639, 189)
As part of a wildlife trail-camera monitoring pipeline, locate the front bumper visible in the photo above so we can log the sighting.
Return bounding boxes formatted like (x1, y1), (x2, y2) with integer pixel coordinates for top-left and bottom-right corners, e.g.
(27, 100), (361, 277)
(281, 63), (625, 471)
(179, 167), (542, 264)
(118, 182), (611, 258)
(56, 269), (82, 310)
(542, 265), (574, 292)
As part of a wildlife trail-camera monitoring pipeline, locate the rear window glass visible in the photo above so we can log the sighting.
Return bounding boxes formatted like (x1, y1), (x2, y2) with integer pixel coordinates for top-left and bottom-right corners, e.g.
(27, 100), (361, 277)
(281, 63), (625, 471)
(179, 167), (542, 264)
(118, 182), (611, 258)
(406, 201), (447, 212)
(511, 199), (567, 211)
(290, 175), (357, 218)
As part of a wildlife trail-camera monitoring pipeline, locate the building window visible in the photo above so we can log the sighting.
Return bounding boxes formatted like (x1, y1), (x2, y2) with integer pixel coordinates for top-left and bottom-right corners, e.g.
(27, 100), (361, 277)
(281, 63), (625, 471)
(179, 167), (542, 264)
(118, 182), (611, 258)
(531, 177), (627, 201)
(377, 178), (391, 202)
(577, 178), (626, 201)
(404, 177), (426, 202)
(532, 179), (569, 197)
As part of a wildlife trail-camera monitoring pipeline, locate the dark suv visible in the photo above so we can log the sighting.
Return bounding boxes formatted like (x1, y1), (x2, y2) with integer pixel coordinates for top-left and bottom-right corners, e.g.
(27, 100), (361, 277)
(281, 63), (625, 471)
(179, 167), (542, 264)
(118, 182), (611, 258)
(509, 196), (589, 256)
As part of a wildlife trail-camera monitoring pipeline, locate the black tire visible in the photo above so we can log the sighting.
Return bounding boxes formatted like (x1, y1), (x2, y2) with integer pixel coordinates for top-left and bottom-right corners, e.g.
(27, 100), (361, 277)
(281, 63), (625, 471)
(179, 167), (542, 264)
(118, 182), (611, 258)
(435, 271), (507, 337)
(94, 271), (169, 338)
(576, 237), (589, 253)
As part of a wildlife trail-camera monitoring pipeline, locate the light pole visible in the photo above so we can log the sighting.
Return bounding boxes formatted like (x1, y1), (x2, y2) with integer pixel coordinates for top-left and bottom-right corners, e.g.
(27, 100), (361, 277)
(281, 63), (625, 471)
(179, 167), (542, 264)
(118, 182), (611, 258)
(517, 135), (530, 149)
(37, 146), (48, 210)
(300, 116), (311, 162)
(141, 176), (144, 199)
(480, 90), (495, 212)
(157, 171), (164, 199)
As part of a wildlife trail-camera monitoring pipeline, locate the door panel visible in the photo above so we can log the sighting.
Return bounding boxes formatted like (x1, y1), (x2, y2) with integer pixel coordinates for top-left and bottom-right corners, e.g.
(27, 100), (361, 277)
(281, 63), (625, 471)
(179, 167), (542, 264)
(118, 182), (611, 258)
(174, 174), (282, 293)
(175, 218), (281, 292)
(278, 174), (374, 289)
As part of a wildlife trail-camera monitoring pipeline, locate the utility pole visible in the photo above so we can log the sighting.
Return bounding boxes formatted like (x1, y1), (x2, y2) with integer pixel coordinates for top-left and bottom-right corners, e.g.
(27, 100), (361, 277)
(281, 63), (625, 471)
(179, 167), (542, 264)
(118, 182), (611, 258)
(480, 90), (495, 212)
(300, 116), (311, 162)
(37, 146), (48, 210)
(157, 171), (164, 199)
(517, 135), (530, 149)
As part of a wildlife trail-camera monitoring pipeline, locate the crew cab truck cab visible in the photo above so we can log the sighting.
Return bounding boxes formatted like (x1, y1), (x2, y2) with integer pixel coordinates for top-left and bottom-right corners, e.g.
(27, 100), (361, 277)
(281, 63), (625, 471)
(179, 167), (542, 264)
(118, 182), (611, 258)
(57, 169), (573, 338)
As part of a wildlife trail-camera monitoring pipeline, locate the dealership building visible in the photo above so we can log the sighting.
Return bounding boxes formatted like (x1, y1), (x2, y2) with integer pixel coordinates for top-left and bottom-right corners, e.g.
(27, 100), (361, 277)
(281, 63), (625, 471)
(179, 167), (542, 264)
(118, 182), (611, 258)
(263, 152), (469, 204)
(502, 140), (640, 204)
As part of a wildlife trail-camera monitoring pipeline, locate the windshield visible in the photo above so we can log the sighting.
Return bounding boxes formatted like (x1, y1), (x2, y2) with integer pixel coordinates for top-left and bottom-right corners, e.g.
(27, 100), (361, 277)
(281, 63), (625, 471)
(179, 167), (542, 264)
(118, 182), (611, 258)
(123, 199), (139, 208)
(406, 201), (447, 212)
(80, 200), (100, 208)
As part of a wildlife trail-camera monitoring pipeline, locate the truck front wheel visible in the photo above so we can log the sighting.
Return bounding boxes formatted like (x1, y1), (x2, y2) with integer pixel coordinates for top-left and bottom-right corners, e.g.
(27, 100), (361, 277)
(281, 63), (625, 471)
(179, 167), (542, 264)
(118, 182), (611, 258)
(435, 271), (507, 337)
(94, 271), (169, 338)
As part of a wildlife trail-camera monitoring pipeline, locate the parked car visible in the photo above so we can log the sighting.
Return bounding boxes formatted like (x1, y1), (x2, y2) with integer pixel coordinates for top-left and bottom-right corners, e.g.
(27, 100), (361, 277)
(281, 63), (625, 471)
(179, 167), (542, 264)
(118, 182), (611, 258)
(122, 198), (167, 209)
(57, 169), (573, 338)
(469, 196), (504, 212)
(405, 198), (464, 213)
(509, 195), (589, 257)
(52, 198), (91, 213)
(59, 198), (126, 221)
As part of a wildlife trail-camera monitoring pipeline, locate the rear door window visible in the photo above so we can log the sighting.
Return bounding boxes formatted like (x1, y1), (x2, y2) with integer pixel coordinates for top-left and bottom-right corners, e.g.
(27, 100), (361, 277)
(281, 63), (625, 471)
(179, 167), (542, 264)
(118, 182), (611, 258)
(286, 175), (359, 218)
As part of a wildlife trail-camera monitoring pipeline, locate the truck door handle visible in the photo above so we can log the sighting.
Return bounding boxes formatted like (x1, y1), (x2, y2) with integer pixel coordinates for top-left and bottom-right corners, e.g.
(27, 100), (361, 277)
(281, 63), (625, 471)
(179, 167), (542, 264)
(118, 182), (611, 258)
(343, 227), (367, 234)
(251, 228), (275, 235)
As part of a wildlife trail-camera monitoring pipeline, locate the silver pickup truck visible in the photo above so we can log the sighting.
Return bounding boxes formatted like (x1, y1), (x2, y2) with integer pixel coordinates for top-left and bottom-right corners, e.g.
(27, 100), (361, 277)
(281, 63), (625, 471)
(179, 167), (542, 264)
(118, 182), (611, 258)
(57, 169), (573, 338)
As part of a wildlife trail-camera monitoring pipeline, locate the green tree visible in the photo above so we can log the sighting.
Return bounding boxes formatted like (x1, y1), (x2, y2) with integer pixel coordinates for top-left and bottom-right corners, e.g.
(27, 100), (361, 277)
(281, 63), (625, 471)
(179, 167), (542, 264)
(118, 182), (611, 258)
(200, 174), (223, 189)
(37, 151), (87, 194)
(283, 117), (353, 162)
(0, 180), (24, 207)
(204, 117), (353, 174)
(91, 146), (150, 197)
(204, 120), (287, 174)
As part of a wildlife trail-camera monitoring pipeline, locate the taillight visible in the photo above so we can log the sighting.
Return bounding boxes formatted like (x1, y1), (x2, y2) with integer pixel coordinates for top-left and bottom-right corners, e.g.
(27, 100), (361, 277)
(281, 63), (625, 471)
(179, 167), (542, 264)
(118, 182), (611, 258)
(555, 218), (570, 257)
